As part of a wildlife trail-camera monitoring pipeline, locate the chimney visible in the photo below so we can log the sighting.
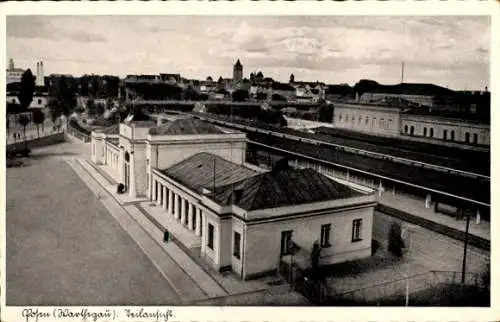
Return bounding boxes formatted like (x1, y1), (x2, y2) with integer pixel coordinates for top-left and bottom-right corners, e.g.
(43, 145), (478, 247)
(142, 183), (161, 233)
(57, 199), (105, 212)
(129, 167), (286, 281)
(37, 61), (45, 86)
(272, 158), (291, 172)
(9, 58), (14, 70)
(230, 188), (244, 204)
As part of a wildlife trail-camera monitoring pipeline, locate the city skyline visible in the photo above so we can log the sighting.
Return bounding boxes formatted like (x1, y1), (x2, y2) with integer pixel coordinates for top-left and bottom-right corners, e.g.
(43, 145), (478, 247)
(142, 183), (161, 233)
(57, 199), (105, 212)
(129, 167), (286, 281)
(7, 15), (490, 91)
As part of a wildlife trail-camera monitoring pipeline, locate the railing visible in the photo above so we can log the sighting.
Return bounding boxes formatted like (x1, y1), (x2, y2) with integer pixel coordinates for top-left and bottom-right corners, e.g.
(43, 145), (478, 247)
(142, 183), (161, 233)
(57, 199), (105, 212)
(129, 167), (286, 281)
(67, 125), (91, 143)
(328, 270), (486, 305)
(6, 129), (63, 146)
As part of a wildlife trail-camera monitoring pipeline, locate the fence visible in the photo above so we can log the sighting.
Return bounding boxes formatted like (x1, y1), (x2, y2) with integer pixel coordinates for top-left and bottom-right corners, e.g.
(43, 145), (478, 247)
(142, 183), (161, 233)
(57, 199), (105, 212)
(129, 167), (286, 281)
(327, 270), (486, 305)
(7, 132), (66, 151)
(279, 260), (328, 304)
(66, 125), (91, 143)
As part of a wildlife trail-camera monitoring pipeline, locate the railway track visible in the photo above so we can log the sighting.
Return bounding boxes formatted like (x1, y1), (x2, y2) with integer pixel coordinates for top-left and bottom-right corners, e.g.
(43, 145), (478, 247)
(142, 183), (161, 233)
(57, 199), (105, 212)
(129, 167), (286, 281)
(190, 112), (489, 180)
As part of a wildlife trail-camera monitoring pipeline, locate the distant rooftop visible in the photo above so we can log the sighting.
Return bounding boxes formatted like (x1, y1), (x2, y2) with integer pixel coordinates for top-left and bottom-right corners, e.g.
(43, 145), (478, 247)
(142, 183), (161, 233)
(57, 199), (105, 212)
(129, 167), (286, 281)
(160, 153), (258, 194)
(149, 117), (225, 135)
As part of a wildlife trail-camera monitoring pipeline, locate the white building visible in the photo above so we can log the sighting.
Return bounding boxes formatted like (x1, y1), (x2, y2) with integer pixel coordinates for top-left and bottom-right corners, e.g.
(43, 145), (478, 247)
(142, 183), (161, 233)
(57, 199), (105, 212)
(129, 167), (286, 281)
(333, 102), (401, 137)
(91, 115), (376, 280)
(400, 112), (490, 146)
(6, 59), (25, 84)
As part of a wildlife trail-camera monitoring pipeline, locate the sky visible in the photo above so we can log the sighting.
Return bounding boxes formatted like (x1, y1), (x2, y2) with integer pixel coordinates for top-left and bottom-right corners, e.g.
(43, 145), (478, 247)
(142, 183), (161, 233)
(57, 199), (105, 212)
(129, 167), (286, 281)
(6, 15), (490, 90)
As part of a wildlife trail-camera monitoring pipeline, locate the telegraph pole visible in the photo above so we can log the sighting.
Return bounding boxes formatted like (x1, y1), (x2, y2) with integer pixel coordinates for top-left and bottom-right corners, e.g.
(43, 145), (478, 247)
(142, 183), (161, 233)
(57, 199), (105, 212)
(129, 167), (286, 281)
(461, 212), (471, 283)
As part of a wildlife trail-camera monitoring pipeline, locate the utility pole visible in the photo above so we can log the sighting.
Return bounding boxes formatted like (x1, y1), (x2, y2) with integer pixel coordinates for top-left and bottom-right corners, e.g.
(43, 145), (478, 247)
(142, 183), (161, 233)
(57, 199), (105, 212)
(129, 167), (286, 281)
(401, 62), (405, 84)
(461, 212), (471, 283)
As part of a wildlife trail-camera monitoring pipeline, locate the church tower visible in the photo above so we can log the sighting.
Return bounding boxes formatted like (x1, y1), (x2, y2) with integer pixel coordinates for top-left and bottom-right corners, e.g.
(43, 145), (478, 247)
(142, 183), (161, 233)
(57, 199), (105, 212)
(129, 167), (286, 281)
(233, 59), (243, 82)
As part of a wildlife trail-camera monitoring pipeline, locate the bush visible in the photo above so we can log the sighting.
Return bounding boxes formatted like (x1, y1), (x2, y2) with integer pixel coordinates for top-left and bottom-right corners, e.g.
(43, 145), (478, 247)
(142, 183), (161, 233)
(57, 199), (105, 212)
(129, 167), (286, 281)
(388, 222), (405, 257)
(117, 183), (125, 194)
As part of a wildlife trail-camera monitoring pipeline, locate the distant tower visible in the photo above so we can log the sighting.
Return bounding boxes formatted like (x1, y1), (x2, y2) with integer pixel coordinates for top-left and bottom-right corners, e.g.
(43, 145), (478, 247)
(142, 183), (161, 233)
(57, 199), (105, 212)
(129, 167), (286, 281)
(233, 59), (243, 82)
(9, 58), (14, 70)
(289, 73), (295, 84)
(36, 61), (45, 86)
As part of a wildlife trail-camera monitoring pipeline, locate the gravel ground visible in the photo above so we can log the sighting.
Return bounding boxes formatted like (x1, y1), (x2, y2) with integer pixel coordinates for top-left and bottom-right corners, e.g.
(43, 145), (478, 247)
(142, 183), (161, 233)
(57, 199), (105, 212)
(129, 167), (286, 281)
(6, 156), (181, 305)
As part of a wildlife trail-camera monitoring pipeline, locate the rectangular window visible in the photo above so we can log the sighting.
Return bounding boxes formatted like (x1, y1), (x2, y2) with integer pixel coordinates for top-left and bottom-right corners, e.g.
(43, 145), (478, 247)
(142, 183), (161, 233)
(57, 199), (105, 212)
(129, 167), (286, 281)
(352, 219), (362, 242)
(321, 224), (331, 247)
(280, 230), (293, 256)
(207, 224), (214, 250)
(233, 231), (241, 259)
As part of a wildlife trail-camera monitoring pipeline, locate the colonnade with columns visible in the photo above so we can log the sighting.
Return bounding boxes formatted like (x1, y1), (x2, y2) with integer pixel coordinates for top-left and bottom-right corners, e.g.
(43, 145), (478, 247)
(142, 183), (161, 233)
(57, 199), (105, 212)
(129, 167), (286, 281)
(150, 176), (204, 237)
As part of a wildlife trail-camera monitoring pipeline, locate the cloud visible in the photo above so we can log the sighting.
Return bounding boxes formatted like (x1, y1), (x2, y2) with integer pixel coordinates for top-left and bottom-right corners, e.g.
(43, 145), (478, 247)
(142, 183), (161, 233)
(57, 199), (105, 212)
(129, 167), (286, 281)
(6, 15), (490, 90)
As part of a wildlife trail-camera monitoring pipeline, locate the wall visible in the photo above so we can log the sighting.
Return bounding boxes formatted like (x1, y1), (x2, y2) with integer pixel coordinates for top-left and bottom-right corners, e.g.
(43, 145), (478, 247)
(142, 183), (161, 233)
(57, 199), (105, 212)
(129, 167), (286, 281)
(201, 209), (221, 270)
(243, 206), (374, 278)
(284, 117), (336, 129)
(400, 114), (490, 146)
(7, 132), (66, 151)
(333, 103), (400, 137)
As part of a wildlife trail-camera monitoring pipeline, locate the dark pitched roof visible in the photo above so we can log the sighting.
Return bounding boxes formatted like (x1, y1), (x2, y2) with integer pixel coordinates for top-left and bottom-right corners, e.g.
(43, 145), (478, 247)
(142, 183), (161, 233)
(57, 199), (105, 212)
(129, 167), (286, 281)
(213, 168), (363, 211)
(234, 59), (242, 67)
(362, 82), (455, 97)
(161, 153), (258, 193)
(149, 118), (225, 135)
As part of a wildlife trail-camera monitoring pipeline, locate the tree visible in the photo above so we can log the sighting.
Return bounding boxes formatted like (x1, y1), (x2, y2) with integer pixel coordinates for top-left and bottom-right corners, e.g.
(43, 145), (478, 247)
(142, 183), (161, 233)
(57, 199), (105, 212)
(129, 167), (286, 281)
(47, 98), (62, 124)
(318, 100), (334, 123)
(388, 222), (405, 257)
(18, 69), (36, 111)
(96, 103), (105, 116)
(32, 109), (45, 137)
(232, 89), (249, 102)
(86, 98), (96, 117)
(17, 113), (31, 148)
(310, 241), (322, 280)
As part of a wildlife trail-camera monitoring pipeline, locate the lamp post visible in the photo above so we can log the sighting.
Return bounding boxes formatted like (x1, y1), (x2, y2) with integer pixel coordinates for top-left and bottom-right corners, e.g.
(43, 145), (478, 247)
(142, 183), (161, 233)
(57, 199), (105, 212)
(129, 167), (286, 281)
(461, 211), (471, 284)
(404, 224), (418, 307)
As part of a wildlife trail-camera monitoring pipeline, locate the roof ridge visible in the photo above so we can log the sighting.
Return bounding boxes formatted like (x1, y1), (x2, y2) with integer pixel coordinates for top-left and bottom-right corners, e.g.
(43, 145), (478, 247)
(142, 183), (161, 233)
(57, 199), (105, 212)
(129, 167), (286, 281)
(248, 173), (266, 210)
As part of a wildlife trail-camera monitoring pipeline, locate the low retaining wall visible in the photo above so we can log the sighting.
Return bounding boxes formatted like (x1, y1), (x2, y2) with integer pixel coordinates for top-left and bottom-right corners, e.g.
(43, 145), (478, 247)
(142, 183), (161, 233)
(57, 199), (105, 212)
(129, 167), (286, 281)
(6, 132), (66, 151)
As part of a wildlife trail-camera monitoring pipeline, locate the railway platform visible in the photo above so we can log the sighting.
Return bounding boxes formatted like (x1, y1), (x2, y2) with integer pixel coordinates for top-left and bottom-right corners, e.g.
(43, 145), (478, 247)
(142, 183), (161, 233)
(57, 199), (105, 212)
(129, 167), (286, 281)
(378, 190), (490, 241)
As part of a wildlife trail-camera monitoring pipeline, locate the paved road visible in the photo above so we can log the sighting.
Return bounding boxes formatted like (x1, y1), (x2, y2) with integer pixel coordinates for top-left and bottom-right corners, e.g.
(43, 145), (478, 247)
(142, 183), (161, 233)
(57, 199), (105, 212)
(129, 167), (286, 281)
(6, 152), (181, 305)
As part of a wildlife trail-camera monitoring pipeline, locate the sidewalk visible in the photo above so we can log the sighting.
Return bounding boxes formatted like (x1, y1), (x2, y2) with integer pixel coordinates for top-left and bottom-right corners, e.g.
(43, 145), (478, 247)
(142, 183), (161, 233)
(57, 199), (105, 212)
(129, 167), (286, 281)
(377, 191), (490, 241)
(66, 158), (207, 303)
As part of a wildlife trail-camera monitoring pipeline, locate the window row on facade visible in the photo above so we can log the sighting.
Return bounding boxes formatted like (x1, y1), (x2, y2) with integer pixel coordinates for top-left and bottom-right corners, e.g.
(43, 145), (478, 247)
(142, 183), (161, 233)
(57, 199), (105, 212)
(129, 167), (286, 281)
(279, 219), (363, 256)
(338, 114), (394, 130)
(403, 124), (479, 144)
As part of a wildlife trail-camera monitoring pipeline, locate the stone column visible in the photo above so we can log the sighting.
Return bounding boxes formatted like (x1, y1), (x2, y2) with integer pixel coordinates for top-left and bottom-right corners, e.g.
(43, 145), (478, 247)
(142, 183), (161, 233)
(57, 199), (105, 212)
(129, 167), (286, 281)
(174, 195), (180, 219)
(162, 186), (168, 209)
(188, 204), (194, 231)
(156, 183), (162, 206)
(152, 179), (157, 201)
(476, 210), (481, 225)
(195, 208), (202, 236)
(180, 198), (186, 225)
(378, 181), (383, 197)
(168, 190), (174, 215)
(425, 194), (432, 209)
(392, 186), (396, 196)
